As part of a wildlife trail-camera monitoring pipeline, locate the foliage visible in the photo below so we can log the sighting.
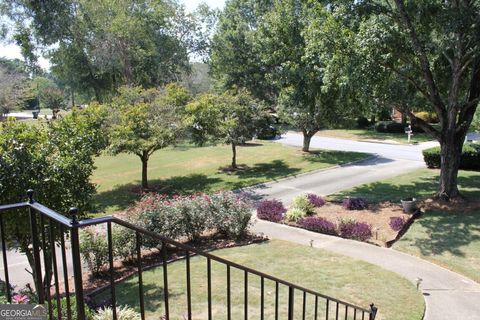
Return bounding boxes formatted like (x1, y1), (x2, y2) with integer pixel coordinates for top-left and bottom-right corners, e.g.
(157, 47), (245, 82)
(306, 194), (326, 208)
(0, 58), (31, 116)
(185, 88), (269, 168)
(298, 217), (337, 236)
(342, 197), (369, 210)
(128, 191), (252, 244)
(414, 112), (438, 124)
(338, 219), (372, 241)
(39, 86), (65, 118)
(291, 195), (315, 215)
(80, 228), (109, 275)
(423, 144), (480, 171)
(256, 199), (286, 222)
(53, 296), (94, 320)
(93, 306), (141, 320)
(112, 225), (137, 262)
(109, 84), (190, 189)
(285, 207), (307, 222)
(374, 121), (406, 134)
(357, 117), (371, 129)
(389, 217), (406, 232)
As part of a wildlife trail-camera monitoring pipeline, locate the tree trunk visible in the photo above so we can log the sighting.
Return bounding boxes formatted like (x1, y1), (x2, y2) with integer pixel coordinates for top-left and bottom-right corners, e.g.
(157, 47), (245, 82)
(140, 152), (149, 190)
(231, 143), (237, 169)
(438, 136), (464, 200)
(71, 89), (75, 108)
(302, 133), (313, 152)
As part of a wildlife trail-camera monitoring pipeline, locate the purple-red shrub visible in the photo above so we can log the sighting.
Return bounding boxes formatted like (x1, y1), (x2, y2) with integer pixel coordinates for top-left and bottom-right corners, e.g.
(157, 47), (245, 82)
(298, 217), (337, 235)
(306, 194), (326, 207)
(342, 197), (368, 210)
(339, 220), (372, 241)
(389, 217), (406, 231)
(256, 199), (287, 222)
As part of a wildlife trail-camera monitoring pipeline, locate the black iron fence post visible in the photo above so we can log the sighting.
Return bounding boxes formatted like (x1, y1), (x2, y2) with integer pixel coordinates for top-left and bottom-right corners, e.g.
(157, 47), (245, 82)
(27, 190), (45, 304)
(369, 303), (378, 320)
(69, 207), (86, 320)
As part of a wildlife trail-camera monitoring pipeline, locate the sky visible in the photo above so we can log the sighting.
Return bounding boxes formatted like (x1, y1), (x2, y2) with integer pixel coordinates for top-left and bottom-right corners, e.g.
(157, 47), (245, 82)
(0, 0), (226, 70)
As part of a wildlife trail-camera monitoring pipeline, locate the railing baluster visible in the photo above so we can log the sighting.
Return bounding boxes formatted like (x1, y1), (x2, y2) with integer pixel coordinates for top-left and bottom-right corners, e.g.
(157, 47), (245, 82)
(0, 214), (11, 303)
(161, 241), (170, 320)
(354, 308), (357, 320)
(260, 276), (264, 320)
(48, 219), (61, 319)
(59, 225), (72, 320)
(107, 223), (117, 320)
(314, 295), (318, 320)
(69, 208), (85, 320)
(302, 291), (306, 320)
(28, 190), (44, 305)
(326, 299), (329, 320)
(227, 265), (231, 320)
(288, 286), (294, 320)
(244, 270), (248, 320)
(185, 251), (192, 320)
(345, 305), (348, 320)
(362, 311), (365, 320)
(41, 215), (53, 320)
(207, 257), (212, 320)
(136, 232), (145, 320)
(275, 282), (279, 320)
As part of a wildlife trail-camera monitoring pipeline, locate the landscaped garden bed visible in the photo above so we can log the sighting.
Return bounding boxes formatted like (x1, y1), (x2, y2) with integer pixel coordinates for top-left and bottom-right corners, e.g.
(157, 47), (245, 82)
(257, 195), (419, 247)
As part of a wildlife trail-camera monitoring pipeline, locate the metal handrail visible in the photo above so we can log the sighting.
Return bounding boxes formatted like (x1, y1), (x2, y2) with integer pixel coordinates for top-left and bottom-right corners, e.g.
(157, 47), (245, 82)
(0, 192), (378, 320)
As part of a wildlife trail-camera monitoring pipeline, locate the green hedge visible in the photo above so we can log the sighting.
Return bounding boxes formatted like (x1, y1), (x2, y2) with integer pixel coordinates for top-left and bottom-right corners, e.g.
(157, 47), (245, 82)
(374, 121), (406, 133)
(423, 143), (480, 170)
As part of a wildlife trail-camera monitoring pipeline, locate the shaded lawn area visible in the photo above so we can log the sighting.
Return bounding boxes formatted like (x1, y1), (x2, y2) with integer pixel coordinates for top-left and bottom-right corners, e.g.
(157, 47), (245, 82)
(329, 169), (480, 283)
(394, 209), (480, 283)
(96, 240), (424, 320)
(92, 141), (366, 214)
(316, 129), (434, 144)
(329, 169), (480, 203)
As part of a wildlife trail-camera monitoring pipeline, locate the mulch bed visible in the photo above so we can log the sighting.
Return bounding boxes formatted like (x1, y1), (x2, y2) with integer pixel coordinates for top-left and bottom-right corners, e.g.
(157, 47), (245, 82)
(284, 201), (419, 247)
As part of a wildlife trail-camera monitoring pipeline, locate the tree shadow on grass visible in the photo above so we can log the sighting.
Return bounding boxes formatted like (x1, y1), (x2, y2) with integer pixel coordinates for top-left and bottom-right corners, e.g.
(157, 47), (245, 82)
(411, 210), (480, 257)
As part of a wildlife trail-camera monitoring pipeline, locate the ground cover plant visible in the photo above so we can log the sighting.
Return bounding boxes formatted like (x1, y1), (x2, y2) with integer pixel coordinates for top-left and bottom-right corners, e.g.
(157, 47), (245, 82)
(92, 142), (367, 214)
(330, 169), (480, 283)
(94, 240), (424, 320)
(256, 199), (286, 222)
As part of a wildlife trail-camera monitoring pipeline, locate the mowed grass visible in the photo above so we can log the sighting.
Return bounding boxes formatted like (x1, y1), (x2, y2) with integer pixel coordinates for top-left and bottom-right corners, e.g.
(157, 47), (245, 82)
(330, 168), (480, 283)
(96, 240), (424, 320)
(329, 169), (480, 203)
(316, 129), (434, 144)
(92, 142), (366, 214)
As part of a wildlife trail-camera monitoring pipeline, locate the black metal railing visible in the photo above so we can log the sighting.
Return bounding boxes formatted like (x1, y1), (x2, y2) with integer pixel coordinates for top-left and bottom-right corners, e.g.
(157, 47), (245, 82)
(0, 191), (378, 320)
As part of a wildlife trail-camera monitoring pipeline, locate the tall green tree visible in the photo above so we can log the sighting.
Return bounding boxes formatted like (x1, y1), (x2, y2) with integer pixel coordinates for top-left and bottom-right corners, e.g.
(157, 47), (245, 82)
(185, 89), (267, 168)
(109, 84), (191, 189)
(348, 0), (480, 200)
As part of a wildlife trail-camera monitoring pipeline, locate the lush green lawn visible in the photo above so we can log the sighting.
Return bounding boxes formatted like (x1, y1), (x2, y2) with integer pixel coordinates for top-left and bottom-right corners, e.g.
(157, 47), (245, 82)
(316, 129), (434, 144)
(394, 209), (480, 283)
(330, 168), (480, 283)
(96, 240), (424, 320)
(92, 142), (366, 214)
(329, 169), (480, 203)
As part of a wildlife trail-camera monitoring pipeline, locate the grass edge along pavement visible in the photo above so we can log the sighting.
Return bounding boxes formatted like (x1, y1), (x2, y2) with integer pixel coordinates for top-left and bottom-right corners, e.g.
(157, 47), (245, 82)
(93, 240), (424, 320)
(329, 168), (480, 284)
(91, 141), (367, 214)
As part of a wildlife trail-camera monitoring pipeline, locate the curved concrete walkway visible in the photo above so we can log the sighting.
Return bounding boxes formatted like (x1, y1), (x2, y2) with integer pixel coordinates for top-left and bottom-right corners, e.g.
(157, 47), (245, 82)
(252, 219), (480, 320)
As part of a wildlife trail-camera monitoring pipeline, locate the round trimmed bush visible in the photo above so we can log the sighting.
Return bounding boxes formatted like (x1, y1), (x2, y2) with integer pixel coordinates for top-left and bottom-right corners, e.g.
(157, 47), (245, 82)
(257, 199), (286, 222)
(306, 194), (326, 207)
(338, 219), (372, 241)
(291, 195), (315, 215)
(286, 208), (306, 222)
(298, 216), (337, 235)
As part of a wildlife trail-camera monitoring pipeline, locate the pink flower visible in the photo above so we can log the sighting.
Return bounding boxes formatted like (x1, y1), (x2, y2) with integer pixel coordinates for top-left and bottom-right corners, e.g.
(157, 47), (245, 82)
(12, 294), (30, 304)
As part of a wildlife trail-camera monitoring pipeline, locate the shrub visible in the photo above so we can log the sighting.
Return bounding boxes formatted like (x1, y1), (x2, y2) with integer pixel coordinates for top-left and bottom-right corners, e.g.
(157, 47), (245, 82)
(389, 217), (406, 232)
(338, 219), (372, 241)
(423, 143), (480, 170)
(342, 197), (368, 210)
(306, 194), (326, 207)
(112, 225), (137, 262)
(286, 208), (307, 222)
(374, 121), (405, 133)
(291, 195), (315, 215)
(80, 228), (109, 275)
(93, 306), (141, 320)
(298, 217), (337, 235)
(356, 116), (370, 128)
(175, 195), (212, 242)
(209, 191), (253, 240)
(53, 296), (94, 320)
(256, 199), (286, 222)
